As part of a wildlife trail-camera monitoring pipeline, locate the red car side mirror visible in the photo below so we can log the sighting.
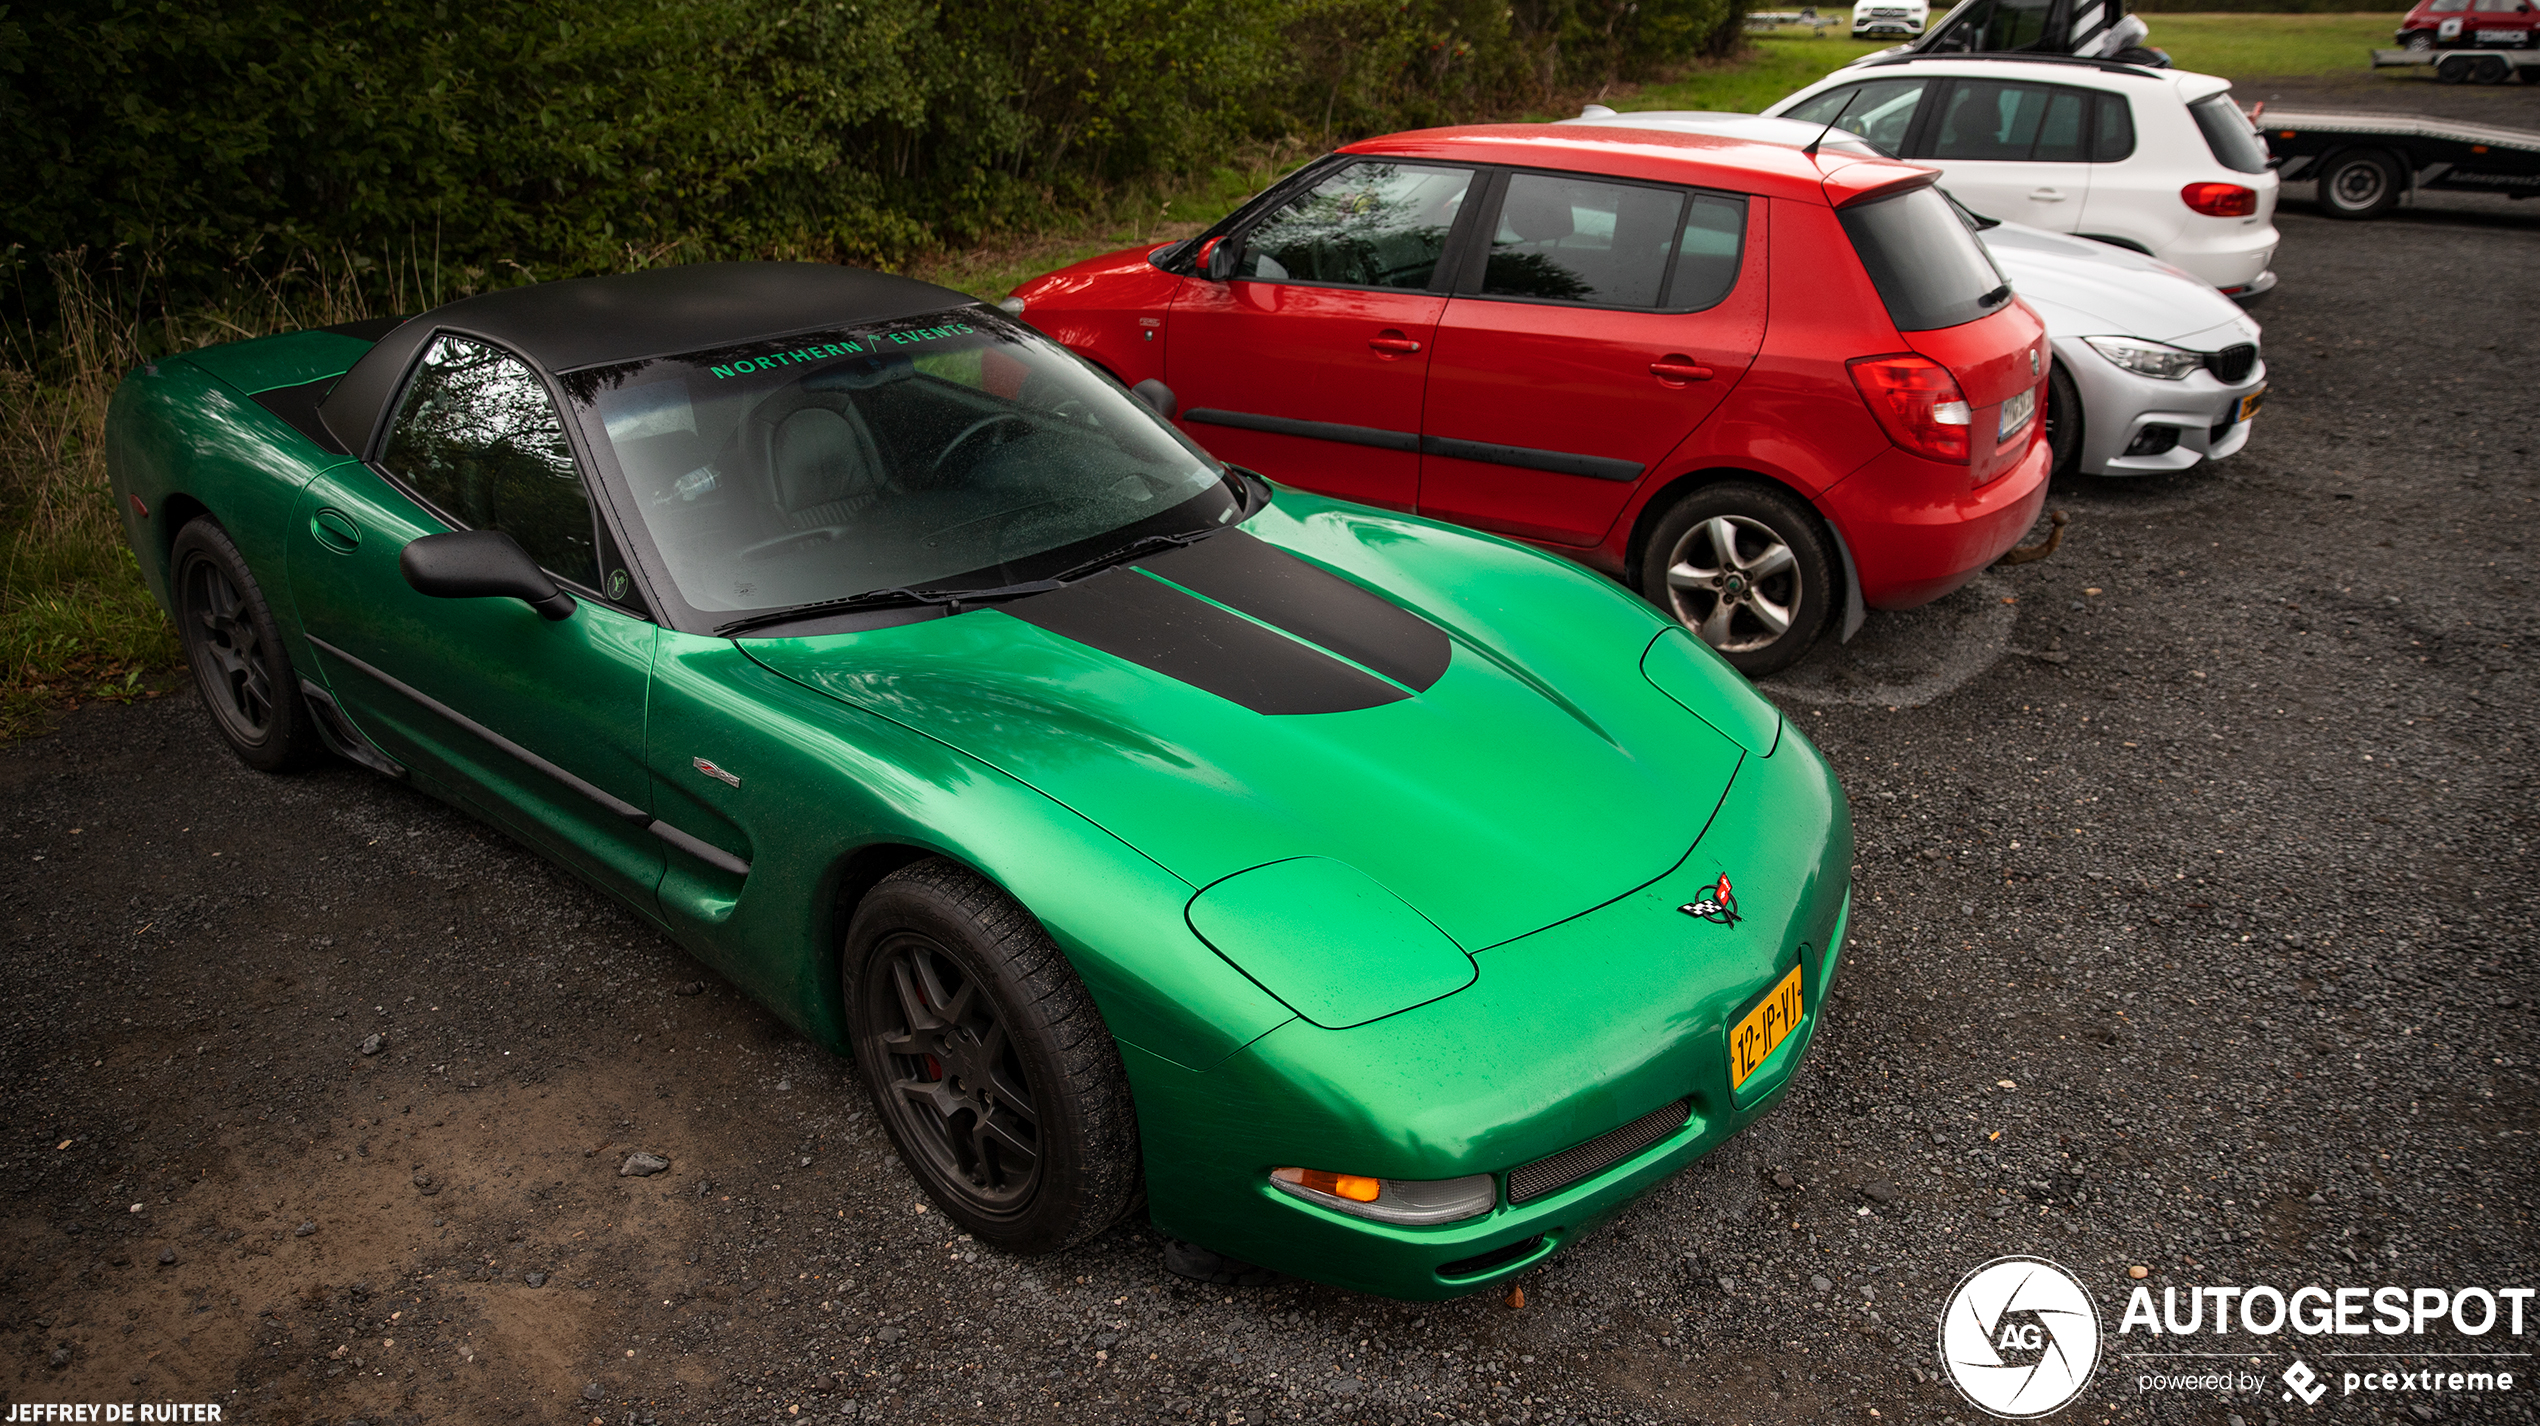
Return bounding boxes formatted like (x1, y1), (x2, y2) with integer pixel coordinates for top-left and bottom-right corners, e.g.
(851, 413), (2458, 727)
(1196, 235), (1238, 282)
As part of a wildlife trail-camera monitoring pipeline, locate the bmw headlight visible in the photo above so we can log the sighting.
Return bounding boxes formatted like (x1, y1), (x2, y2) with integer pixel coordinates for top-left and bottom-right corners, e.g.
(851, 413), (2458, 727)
(2083, 336), (2204, 380)
(1270, 1167), (1497, 1225)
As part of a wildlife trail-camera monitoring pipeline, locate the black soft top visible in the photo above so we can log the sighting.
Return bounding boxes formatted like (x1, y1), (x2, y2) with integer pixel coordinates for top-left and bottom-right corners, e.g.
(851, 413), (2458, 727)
(317, 262), (972, 458)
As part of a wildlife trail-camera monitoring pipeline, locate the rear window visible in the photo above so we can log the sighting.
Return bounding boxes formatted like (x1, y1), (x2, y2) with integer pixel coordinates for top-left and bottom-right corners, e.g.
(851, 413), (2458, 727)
(2189, 95), (2270, 174)
(1837, 186), (2009, 332)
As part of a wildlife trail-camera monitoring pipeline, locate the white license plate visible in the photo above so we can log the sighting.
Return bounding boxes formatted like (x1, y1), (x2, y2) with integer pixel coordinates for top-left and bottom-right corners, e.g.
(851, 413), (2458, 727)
(1998, 386), (2037, 442)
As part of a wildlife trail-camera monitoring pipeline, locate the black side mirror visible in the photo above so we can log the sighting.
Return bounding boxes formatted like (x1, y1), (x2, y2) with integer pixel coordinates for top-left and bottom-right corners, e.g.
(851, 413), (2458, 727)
(1130, 379), (1177, 420)
(1199, 235), (1239, 282)
(401, 530), (577, 620)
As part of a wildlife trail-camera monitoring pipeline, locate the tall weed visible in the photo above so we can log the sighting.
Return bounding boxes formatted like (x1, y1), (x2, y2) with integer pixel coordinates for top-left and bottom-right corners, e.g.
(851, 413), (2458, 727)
(0, 248), (438, 738)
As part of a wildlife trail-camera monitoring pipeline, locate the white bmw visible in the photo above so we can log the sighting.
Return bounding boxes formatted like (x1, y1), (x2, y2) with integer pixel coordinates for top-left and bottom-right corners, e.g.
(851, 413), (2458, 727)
(1563, 109), (2267, 479)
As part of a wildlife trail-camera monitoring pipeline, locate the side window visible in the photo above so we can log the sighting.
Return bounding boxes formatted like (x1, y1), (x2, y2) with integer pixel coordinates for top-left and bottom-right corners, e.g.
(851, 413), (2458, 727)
(1667, 195), (1749, 311)
(2091, 93), (2136, 162)
(1237, 163), (1475, 291)
(380, 335), (601, 589)
(1931, 81), (2087, 162)
(1781, 78), (1928, 157)
(1481, 175), (1676, 308)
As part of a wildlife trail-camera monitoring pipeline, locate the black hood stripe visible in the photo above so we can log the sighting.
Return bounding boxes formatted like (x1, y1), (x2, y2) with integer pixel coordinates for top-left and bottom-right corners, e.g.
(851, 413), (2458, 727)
(999, 532), (1453, 716)
(1136, 531), (1452, 693)
(1003, 566), (1410, 716)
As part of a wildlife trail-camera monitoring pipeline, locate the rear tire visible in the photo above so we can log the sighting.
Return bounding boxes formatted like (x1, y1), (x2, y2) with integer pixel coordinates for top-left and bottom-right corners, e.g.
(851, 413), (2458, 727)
(2044, 360), (2085, 481)
(2317, 149), (2404, 220)
(846, 859), (1140, 1254)
(1638, 482), (1835, 678)
(171, 517), (320, 773)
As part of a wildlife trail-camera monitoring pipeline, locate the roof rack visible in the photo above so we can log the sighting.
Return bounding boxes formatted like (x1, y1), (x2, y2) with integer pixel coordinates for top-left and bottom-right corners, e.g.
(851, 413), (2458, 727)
(1865, 51), (2163, 79)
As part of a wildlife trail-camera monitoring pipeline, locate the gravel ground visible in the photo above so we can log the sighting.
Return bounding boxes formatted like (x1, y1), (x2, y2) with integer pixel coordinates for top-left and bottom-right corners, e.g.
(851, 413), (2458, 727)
(3, 208), (2534, 1425)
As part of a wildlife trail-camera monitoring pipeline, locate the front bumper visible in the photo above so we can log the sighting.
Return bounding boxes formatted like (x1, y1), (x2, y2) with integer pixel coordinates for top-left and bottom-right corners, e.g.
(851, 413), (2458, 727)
(2059, 335), (2268, 477)
(1127, 732), (1853, 1299)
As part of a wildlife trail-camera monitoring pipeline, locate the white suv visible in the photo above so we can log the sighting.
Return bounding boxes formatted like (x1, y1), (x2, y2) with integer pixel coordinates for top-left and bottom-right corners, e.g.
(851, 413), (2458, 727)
(1761, 54), (2279, 296)
(1853, 0), (1932, 39)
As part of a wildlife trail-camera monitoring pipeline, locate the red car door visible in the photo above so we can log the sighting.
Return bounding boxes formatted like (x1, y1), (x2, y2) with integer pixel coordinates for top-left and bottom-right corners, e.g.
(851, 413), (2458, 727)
(1167, 160), (1478, 511)
(1418, 172), (1768, 546)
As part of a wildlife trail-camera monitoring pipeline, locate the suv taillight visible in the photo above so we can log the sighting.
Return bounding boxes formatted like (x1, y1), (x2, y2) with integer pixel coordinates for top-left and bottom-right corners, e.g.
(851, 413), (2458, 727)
(2181, 182), (2259, 217)
(1848, 354), (1971, 464)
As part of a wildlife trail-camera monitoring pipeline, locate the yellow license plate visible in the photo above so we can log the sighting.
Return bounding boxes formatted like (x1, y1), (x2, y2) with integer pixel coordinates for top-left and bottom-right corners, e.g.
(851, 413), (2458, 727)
(1730, 964), (1804, 1089)
(2240, 386), (2267, 422)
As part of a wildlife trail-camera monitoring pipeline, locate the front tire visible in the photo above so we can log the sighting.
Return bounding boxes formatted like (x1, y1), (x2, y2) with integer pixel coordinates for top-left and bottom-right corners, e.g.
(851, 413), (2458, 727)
(2318, 150), (2404, 220)
(2044, 360), (2085, 481)
(1638, 482), (1835, 678)
(171, 517), (320, 772)
(846, 859), (1140, 1254)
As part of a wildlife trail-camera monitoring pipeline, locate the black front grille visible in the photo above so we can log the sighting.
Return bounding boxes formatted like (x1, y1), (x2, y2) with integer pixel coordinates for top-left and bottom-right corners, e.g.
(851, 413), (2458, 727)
(2207, 343), (2258, 383)
(1506, 1098), (1692, 1205)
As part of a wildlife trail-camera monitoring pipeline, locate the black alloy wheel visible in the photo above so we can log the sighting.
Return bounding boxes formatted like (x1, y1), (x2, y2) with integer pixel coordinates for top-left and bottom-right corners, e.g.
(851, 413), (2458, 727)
(1638, 480), (1835, 678)
(172, 517), (319, 772)
(846, 860), (1140, 1253)
(2318, 150), (2405, 220)
(2044, 360), (2085, 480)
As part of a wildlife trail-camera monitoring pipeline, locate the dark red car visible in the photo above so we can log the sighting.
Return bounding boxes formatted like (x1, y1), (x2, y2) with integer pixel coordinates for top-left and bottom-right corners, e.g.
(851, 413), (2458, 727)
(1008, 125), (2051, 673)
(2397, 0), (2537, 49)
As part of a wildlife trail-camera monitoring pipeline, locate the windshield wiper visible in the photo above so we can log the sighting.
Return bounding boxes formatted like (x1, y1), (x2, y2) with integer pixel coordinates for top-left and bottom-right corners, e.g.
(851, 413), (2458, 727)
(1041, 527), (1221, 586)
(714, 580), (1061, 637)
(1978, 283), (2013, 309)
(715, 502), (1242, 639)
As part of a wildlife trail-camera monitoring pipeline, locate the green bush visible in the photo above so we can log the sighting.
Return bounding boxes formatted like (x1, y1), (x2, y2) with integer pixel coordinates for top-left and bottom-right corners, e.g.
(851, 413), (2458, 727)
(0, 0), (1742, 315)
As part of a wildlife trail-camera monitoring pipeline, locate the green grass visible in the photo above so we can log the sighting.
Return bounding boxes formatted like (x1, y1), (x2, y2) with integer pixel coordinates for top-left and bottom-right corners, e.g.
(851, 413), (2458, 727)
(2138, 12), (2401, 78)
(1543, 34), (1900, 118)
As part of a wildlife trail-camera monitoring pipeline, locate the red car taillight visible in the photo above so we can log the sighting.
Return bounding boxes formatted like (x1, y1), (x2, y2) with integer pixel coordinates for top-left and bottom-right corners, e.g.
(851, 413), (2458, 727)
(2181, 182), (2259, 217)
(1848, 354), (1972, 464)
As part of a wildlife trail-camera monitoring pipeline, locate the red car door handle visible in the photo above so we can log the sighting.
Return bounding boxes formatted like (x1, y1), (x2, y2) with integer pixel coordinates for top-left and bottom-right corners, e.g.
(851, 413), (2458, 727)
(1650, 357), (1714, 383)
(1368, 331), (1423, 355)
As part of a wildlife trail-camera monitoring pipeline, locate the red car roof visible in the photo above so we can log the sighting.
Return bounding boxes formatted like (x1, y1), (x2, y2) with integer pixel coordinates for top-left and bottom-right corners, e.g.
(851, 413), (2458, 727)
(1338, 124), (1938, 207)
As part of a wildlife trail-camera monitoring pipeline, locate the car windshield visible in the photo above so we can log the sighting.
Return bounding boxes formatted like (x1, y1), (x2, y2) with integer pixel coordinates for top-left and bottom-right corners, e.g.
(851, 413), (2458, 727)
(559, 310), (1239, 619)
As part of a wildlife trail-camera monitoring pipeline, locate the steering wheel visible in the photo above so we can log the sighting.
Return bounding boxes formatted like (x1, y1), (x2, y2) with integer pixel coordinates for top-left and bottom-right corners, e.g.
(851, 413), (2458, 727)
(931, 412), (1035, 476)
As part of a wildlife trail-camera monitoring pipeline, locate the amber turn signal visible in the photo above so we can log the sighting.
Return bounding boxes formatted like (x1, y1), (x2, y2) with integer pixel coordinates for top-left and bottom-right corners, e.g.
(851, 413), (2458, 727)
(1272, 1167), (1381, 1202)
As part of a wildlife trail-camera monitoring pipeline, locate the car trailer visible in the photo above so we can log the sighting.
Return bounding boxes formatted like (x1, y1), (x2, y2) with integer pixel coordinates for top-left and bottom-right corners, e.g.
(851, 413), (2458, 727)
(2370, 45), (2540, 85)
(2252, 101), (2540, 218)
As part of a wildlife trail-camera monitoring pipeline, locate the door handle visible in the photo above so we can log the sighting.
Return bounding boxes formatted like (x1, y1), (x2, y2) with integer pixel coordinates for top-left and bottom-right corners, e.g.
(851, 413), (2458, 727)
(309, 507), (361, 553)
(2030, 187), (2067, 202)
(1650, 356), (1715, 384)
(1368, 330), (1423, 356)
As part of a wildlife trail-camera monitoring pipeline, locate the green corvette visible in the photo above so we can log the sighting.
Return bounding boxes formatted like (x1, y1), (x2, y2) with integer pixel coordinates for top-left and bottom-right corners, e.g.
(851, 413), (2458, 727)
(105, 262), (1851, 1299)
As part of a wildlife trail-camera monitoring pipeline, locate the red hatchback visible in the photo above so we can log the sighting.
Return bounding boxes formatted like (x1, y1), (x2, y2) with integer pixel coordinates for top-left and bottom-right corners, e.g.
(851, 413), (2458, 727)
(1008, 125), (2051, 673)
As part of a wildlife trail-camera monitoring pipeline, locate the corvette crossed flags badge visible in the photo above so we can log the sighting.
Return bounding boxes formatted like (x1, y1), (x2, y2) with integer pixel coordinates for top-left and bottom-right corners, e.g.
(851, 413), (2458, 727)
(1678, 873), (1741, 927)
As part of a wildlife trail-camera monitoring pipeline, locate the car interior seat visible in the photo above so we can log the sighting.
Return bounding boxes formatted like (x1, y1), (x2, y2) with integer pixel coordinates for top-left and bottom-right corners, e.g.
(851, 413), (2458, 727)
(767, 404), (886, 531)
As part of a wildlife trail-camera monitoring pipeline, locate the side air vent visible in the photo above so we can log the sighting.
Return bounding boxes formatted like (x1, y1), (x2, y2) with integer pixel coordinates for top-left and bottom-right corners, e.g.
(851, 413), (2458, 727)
(1506, 1098), (1692, 1206)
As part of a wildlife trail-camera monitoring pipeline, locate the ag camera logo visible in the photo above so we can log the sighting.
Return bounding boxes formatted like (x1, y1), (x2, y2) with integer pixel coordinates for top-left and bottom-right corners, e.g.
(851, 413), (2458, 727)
(1939, 1255), (2103, 1418)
